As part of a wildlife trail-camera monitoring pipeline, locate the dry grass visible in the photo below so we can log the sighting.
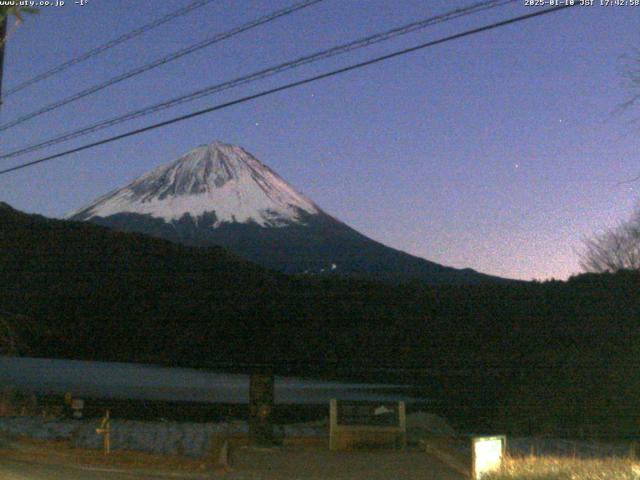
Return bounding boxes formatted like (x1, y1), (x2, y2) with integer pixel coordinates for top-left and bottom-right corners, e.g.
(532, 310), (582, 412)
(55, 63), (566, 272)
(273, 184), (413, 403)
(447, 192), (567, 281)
(485, 455), (640, 480)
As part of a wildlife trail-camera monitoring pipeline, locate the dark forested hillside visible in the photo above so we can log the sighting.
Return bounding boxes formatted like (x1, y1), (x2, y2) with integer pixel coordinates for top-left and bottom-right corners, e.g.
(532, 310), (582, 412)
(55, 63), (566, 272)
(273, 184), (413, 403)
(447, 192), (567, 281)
(0, 202), (286, 365)
(2, 202), (639, 436)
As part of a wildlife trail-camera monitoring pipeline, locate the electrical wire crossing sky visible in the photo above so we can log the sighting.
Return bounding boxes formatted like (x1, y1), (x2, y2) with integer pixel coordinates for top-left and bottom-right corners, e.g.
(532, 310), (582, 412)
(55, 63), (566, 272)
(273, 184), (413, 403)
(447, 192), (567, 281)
(1, 0), (218, 98)
(0, 4), (575, 175)
(0, 0), (517, 160)
(0, 0), (638, 281)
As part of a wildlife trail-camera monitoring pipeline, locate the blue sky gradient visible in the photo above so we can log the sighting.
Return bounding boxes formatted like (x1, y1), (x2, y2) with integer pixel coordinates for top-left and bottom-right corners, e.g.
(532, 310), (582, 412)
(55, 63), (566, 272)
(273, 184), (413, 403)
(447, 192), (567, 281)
(0, 0), (638, 280)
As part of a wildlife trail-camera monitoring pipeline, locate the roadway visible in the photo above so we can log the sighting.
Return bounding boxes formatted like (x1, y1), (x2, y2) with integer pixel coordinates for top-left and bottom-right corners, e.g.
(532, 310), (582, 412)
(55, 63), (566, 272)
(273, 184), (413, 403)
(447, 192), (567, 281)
(0, 457), (214, 480)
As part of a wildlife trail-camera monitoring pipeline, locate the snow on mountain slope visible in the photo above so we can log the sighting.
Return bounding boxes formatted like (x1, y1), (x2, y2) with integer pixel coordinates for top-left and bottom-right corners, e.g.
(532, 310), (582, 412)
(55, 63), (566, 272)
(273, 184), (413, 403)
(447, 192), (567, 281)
(67, 140), (510, 284)
(68, 141), (320, 227)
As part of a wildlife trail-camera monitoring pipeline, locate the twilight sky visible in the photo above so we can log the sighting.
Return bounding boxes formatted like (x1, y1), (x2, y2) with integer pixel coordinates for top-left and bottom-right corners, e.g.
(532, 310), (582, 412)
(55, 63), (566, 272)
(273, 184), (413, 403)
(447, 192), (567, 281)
(0, 0), (638, 281)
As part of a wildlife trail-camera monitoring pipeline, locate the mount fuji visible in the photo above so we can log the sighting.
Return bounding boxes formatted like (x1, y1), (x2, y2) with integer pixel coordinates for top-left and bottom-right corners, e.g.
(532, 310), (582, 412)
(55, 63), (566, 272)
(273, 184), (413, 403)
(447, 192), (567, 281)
(68, 141), (505, 284)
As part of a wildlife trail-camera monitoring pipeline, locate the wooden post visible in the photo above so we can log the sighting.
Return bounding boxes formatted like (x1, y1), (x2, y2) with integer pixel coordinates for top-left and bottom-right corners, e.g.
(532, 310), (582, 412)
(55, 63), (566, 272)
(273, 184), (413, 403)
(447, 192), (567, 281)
(249, 373), (274, 446)
(329, 399), (338, 451)
(398, 401), (407, 449)
(96, 409), (111, 455)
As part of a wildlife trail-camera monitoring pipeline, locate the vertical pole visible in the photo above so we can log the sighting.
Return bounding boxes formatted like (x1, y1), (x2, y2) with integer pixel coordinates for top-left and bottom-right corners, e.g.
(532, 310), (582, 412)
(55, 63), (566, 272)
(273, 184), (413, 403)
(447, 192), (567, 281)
(96, 409), (111, 455)
(249, 373), (274, 446)
(398, 401), (407, 449)
(103, 409), (111, 455)
(0, 15), (8, 106)
(329, 399), (338, 451)
(105, 428), (111, 455)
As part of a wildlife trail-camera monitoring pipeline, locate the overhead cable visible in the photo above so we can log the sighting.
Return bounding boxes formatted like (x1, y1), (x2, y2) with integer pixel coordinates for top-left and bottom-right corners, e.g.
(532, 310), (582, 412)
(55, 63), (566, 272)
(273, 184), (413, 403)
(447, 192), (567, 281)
(3, 0), (218, 98)
(0, 4), (578, 177)
(0, 0), (325, 131)
(1, 0), (514, 159)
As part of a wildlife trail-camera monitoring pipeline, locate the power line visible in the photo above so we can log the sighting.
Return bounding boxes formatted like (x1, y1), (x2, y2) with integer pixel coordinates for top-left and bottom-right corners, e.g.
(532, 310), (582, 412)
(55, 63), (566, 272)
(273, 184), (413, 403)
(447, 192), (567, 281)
(3, 0), (217, 99)
(1, 0), (514, 160)
(0, 0), (324, 133)
(0, 4), (577, 177)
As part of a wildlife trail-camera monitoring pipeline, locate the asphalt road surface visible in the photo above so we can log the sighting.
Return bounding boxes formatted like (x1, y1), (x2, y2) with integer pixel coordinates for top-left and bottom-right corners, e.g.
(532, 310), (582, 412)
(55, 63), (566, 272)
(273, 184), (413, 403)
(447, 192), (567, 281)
(0, 458), (215, 480)
(0, 452), (466, 480)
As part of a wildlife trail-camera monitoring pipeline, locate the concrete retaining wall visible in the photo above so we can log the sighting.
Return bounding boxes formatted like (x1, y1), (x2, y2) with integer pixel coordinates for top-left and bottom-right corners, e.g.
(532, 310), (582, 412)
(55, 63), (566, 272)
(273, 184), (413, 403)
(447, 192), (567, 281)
(0, 417), (325, 458)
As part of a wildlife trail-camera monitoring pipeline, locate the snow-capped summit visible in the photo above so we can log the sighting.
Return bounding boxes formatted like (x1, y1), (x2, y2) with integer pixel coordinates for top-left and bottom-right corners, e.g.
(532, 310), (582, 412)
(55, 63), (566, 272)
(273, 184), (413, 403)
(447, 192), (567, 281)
(68, 141), (320, 227)
(69, 141), (508, 284)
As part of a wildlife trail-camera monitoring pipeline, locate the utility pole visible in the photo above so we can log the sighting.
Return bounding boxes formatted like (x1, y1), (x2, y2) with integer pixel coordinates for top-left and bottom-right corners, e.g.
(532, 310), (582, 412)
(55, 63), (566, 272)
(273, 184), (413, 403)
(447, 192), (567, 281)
(0, 15), (7, 108)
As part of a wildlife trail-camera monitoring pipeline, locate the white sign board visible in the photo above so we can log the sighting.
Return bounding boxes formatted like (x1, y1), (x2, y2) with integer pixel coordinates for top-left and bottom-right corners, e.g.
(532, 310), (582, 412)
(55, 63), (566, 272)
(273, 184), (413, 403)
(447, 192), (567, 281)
(471, 435), (506, 479)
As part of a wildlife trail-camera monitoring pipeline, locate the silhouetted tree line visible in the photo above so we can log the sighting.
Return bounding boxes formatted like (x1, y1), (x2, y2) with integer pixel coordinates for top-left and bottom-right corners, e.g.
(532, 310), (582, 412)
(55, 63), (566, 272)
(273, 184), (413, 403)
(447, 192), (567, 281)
(1, 202), (639, 437)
